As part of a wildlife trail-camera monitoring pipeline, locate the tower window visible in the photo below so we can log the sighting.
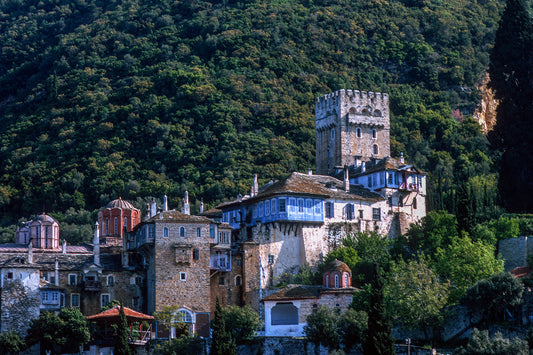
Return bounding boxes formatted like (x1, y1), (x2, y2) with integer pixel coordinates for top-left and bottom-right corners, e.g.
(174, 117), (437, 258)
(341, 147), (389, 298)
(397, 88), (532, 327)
(356, 127), (362, 138)
(114, 218), (118, 235)
(163, 227), (169, 238)
(372, 129), (377, 139)
(373, 144), (379, 155)
(179, 227), (185, 237)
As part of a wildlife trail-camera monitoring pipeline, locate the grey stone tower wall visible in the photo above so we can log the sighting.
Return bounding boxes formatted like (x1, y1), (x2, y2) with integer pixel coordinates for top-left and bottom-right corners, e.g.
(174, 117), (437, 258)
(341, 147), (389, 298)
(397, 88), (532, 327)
(315, 90), (390, 175)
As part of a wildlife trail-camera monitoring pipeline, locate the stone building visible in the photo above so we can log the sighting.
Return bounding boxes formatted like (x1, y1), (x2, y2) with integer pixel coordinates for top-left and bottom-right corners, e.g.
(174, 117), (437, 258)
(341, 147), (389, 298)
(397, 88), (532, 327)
(262, 259), (355, 337)
(217, 90), (426, 291)
(0, 208), (144, 336)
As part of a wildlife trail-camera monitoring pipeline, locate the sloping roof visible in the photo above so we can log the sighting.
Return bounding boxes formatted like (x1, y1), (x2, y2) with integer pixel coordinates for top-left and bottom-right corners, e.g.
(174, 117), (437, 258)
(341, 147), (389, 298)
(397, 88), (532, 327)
(146, 210), (214, 224)
(105, 197), (136, 210)
(86, 306), (154, 321)
(262, 284), (323, 302)
(345, 156), (426, 177)
(511, 266), (532, 278)
(217, 172), (383, 209)
(324, 259), (351, 274)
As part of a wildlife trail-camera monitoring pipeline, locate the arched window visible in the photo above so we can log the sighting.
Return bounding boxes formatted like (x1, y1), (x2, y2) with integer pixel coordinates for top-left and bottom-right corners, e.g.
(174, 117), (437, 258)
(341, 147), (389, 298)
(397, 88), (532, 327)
(179, 227), (185, 237)
(372, 129), (377, 139)
(356, 127), (362, 138)
(163, 227), (169, 238)
(325, 275), (329, 288)
(344, 274), (349, 287)
(114, 218), (118, 235)
(334, 274), (339, 288)
(177, 309), (193, 323)
(373, 144), (379, 155)
(124, 217), (128, 230)
(235, 275), (242, 286)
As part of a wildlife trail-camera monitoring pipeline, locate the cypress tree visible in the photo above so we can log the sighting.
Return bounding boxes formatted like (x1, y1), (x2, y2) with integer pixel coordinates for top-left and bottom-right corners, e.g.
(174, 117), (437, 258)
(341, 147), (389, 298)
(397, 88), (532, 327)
(489, 0), (533, 212)
(363, 265), (395, 355)
(211, 298), (235, 355)
(114, 304), (132, 355)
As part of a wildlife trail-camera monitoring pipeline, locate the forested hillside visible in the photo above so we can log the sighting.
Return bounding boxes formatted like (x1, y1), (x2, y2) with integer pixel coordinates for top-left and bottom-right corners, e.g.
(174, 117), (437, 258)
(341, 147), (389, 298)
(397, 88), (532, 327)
(0, 0), (513, 239)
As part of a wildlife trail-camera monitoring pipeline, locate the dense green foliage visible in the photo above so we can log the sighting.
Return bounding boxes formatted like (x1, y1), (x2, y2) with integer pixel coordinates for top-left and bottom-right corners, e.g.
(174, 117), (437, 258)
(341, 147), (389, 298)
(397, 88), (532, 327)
(0, 0), (511, 232)
(217, 304), (260, 344)
(0, 330), (25, 354)
(304, 305), (342, 350)
(25, 308), (90, 355)
(455, 329), (528, 355)
(462, 272), (524, 324)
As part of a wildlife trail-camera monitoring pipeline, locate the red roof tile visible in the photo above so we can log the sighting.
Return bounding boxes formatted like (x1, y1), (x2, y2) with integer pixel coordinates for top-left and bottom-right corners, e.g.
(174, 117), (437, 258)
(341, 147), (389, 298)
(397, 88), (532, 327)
(86, 306), (154, 321)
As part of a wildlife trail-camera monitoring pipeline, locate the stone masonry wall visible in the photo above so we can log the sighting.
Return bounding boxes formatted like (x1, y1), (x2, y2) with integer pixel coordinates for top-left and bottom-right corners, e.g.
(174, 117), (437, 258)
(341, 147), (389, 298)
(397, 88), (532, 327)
(154, 221), (211, 314)
(499, 236), (533, 271)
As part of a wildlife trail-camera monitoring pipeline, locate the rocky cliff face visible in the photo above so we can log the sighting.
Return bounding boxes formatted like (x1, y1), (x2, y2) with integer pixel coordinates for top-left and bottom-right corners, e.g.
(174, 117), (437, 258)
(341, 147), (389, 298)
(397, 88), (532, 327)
(473, 73), (498, 133)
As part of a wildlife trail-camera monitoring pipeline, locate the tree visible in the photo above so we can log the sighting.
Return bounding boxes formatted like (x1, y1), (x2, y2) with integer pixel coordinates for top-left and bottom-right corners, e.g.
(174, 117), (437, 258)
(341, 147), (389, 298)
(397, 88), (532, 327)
(462, 272), (524, 324)
(455, 328), (528, 355)
(114, 304), (133, 355)
(0, 330), (25, 355)
(488, 0), (533, 213)
(210, 298), (235, 355)
(342, 232), (391, 284)
(219, 305), (260, 344)
(433, 236), (504, 303)
(385, 255), (449, 339)
(304, 306), (342, 350)
(339, 309), (368, 351)
(26, 311), (65, 355)
(59, 307), (90, 354)
(363, 265), (395, 355)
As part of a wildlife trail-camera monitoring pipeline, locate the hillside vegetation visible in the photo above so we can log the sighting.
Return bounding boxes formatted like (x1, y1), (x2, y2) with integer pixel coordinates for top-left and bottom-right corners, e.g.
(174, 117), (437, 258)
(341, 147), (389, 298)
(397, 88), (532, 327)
(0, 0), (510, 235)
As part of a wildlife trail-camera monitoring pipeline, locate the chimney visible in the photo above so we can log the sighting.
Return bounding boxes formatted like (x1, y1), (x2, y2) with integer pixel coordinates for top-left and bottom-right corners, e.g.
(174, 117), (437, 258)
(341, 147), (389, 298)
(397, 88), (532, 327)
(54, 258), (59, 286)
(150, 198), (157, 218)
(145, 203), (150, 220)
(399, 152), (405, 164)
(200, 199), (204, 214)
(307, 169), (313, 175)
(93, 221), (100, 266)
(361, 161), (366, 173)
(343, 166), (350, 191)
(27, 242), (33, 264)
(163, 195), (168, 212)
(251, 174), (259, 197)
(62, 240), (67, 254)
(182, 191), (190, 215)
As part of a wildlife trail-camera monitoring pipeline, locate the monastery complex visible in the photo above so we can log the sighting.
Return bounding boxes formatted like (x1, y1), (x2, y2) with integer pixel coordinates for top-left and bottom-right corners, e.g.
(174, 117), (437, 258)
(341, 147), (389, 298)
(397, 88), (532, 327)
(0, 90), (427, 340)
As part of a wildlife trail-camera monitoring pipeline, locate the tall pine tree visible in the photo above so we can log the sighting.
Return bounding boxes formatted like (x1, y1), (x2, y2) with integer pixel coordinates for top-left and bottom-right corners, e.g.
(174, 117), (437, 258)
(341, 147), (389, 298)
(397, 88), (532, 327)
(489, 0), (533, 212)
(114, 304), (132, 355)
(363, 264), (395, 355)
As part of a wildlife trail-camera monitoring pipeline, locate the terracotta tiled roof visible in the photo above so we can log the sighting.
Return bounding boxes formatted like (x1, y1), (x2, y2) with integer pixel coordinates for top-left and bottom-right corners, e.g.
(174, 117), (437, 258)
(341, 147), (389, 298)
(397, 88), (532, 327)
(334, 156), (426, 179)
(86, 306), (154, 321)
(511, 266), (532, 278)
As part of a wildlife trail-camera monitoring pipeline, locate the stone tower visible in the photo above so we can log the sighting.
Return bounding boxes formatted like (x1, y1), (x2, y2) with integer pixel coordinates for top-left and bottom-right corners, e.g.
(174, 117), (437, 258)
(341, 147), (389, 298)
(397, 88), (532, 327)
(315, 90), (390, 175)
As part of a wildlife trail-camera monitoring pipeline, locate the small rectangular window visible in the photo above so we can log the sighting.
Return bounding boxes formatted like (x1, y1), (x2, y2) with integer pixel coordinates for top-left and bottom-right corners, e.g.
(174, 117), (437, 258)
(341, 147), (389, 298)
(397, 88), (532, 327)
(279, 199), (286, 213)
(326, 202), (334, 218)
(101, 294), (110, 308)
(197, 228), (201, 237)
(268, 255), (275, 264)
(219, 277), (225, 285)
(271, 200), (276, 214)
(71, 293), (80, 307)
(180, 272), (186, 281)
(107, 275), (114, 286)
(359, 210), (364, 219)
(193, 249), (199, 260)
(372, 208), (381, 221)
(298, 199), (304, 213)
(7, 272), (13, 280)
(346, 204), (354, 220)
(69, 274), (77, 286)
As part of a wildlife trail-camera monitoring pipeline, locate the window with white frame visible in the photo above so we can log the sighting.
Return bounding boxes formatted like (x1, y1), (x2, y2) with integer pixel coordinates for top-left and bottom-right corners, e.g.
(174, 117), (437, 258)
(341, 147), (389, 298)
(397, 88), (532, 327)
(372, 208), (381, 221)
(71, 293), (80, 307)
(179, 272), (186, 281)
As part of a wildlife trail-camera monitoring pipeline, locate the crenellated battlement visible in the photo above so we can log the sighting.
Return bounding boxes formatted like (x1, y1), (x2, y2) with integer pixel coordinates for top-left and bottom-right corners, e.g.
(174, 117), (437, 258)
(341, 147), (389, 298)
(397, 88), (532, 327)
(315, 89), (389, 114)
(315, 89), (391, 174)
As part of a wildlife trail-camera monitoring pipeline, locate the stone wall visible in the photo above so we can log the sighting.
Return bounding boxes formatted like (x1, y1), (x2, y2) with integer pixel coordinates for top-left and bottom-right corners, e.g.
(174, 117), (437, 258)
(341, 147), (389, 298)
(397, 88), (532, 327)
(499, 236), (533, 271)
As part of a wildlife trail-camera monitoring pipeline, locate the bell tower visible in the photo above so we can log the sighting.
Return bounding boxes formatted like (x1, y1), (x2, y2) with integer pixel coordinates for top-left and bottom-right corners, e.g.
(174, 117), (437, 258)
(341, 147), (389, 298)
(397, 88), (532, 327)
(315, 90), (390, 175)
